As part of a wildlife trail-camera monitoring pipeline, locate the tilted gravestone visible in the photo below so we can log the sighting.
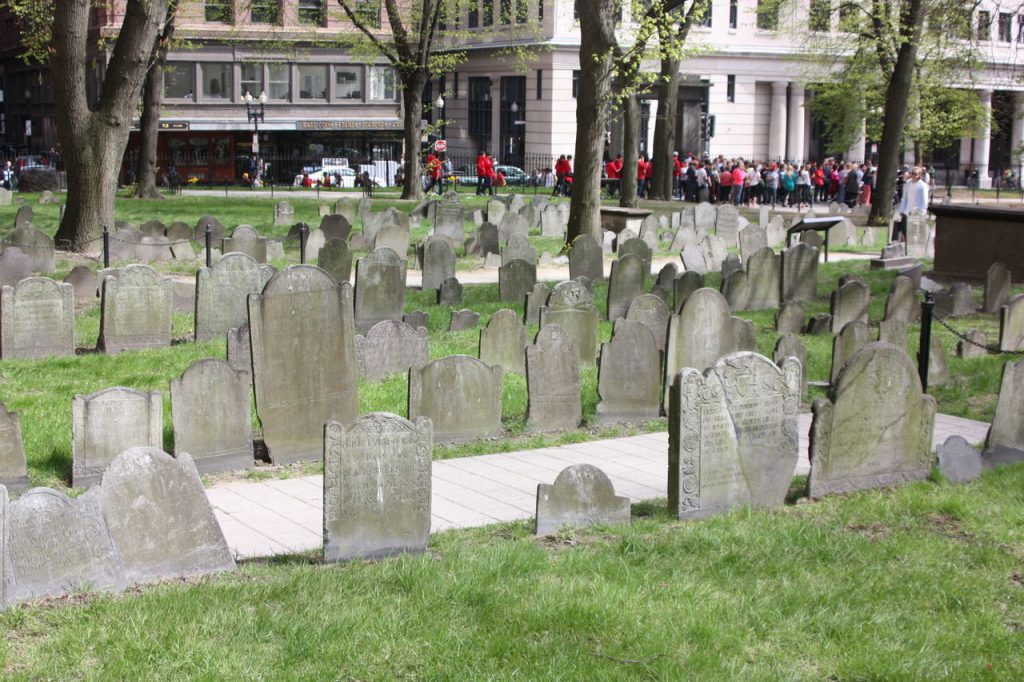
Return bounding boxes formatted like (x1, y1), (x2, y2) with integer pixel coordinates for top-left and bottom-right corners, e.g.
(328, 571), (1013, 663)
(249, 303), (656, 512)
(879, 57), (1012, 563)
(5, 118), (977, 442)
(374, 224), (411, 258)
(806, 312), (832, 335)
(674, 271), (704, 313)
(0, 277), (74, 359)
(781, 242), (819, 303)
(927, 335), (950, 387)
(568, 235), (604, 282)
(304, 228), (328, 260)
(830, 280), (870, 333)
(999, 294), (1024, 352)
(596, 319), (661, 423)
(194, 252), (274, 342)
(71, 387), (162, 488)
(700, 234), (729, 272)
(355, 320), (429, 381)
(681, 244), (707, 276)
(624, 294), (670, 354)
(438, 276), (463, 305)
(721, 269), (750, 311)
(3, 224), (54, 273)
(248, 266), (359, 464)
(362, 207), (410, 245)
(733, 318), (757, 352)
(607, 254), (645, 322)
(0, 247), (34, 289)
(653, 263), (678, 306)
(937, 435), (982, 484)
(809, 343), (936, 497)
(883, 275), (917, 323)
(479, 309), (529, 375)
(449, 309), (480, 331)
(669, 352), (801, 520)
(0, 402), (28, 493)
(409, 356), (503, 443)
(420, 236), (456, 291)
(540, 280), (600, 365)
(170, 359), (254, 474)
(775, 302), (804, 334)
(498, 258), (537, 304)
(934, 282), (975, 319)
(524, 282), (550, 325)
(323, 414), (432, 563)
(319, 214), (353, 242)
(3, 487), (126, 603)
(985, 357), (1024, 456)
(486, 198), (507, 226)
(745, 247), (781, 311)
(498, 212), (530, 242)
(664, 288), (737, 405)
(721, 253), (743, 282)
(354, 248), (406, 332)
(766, 215), (786, 248)
(502, 233), (536, 266)
(318, 237), (353, 285)
(774, 332), (807, 396)
(830, 320), (872, 383)
(738, 225), (768, 264)
(525, 324), (581, 431)
(618, 237), (652, 278)
(535, 464), (631, 536)
(63, 265), (99, 305)
(222, 225), (268, 263)
(983, 261), (1011, 314)
(97, 265), (172, 354)
(100, 447), (236, 583)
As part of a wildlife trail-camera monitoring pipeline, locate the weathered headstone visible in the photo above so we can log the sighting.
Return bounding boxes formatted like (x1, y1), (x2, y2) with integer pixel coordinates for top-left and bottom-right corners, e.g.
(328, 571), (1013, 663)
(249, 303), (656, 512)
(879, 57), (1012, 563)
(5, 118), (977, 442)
(596, 320), (661, 423)
(225, 323), (252, 384)
(905, 215), (929, 258)
(525, 324), (581, 431)
(830, 280), (870, 333)
(721, 253), (743, 282)
(775, 302), (804, 334)
(998, 294), (1024, 352)
(71, 387), (162, 488)
(273, 201), (294, 226)
(700, 234), (729, 272)
(403, 310), (429, 330)
(3, 224), (54, 273)
(781, 242), (819, 303)
(830, 320), (872, 383)
(319, 214), (353, 242)
(433, 195), (466, 244)
(957, 329), (989, 359)
(13, 205), (33, 229)
(0, 277), (74, 359)
(721, 269), (751, 311)
(438, 276), (463, 306)
(194, 252), (273, 342)
(883, 276), (917, 323)
(535, 464), (630, 535)
(354, 248), (406, 332)
(936, 435), (982, 483)
(669, 352), (801, 519)
(664, 288), (736, 404)
(773, 332), (807, 396)
(362, 207), (410, 245)
(681, 244), (707, 275)
(136, 236), (174, 263)
(449, 309), (480, 331)
(983, 262), (1011, 314)
(539, 280), (600, 364)
(878, 319), (908, 348)
(97, 264), (172, 354)
(498, 258), (537, 304)
(738, 225), (768, 263)
(497, 212), (529, 242)
(806, 312), (832, 335)
(695, 202), (716, 232)
(0, 403), (28, 493)
(732, 318), (758, 352)
(766, 215), (786, 248)
(744, 247), (781, 311)
(420, 236), (455, 291)
(0, 188), (11, 206)
(568, 234), (604, 282)
(374, 224), (411, 259)
(318, 237), (353, 285)
(715, 204), (740, 246)
(809, 343), (936, 497)
(985, 357), (1024, 455)
(540, 205), (564, 238)
(170, 359), (253, 474)
(479, 309), (529, 375)
(524, 282), (550, 325)
(222, 225), (268, 263)
(928, 335), (950, 387)
(800, 230), (823, 249)
(323, 414), (432, 562)
(248, 266), (358, 464)
(618, 237), (652, 278)
(487, 198), (507, 226)
(674, 271), (704, 313)
(354, 320), (429, 381)
(303, 228), (328, 261)
(502, 234), (536, 266)
(333, 197), (358, 226)
(607, 254), (645, 322)
(624, 294), (670, 354)
(409, 356), (503, 442)
(194, 215), (225, 242)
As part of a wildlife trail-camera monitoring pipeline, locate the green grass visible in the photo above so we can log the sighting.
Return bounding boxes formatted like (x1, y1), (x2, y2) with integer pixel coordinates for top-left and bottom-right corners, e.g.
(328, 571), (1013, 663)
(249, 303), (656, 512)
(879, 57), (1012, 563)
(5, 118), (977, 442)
(1, 465), (1022, 679)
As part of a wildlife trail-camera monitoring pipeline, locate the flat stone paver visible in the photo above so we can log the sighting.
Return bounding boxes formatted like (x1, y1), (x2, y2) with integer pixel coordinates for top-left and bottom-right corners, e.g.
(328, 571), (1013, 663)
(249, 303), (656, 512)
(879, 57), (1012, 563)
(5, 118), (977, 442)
(206, 413), (990, 560)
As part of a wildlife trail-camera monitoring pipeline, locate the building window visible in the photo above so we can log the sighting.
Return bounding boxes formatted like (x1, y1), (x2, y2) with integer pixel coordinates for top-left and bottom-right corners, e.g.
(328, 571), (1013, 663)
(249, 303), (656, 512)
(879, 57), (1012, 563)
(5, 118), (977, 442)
(977, 11), (991, 41)
(483, 0), (494, 26)
(335, 66), (363, 100)
(999, 12), (1012, 42)
(298, 65), (328, 99)
(354, 0), (381, 28)
(516, 0), (528, 23)
(369, 66), (398, 101)
(268, 63), (290, 100)
(241, 63), (263, 98)
(204, 0), (232, 23)
(200, 63), (231, 99)
(1018, 15), (1024, 43)
(468, 0), (479, 28)
(298, 0), (324, 26)
(809, 0), (829, 32)
(454, 72), (459, 98)
(536, 69), (542, 99)
(164, 63), (193, 99)
(468, 77), (492, 144)
(250, 0), (280, 24)
(726, 74), (735, 102)
(697, 0), (712, 27)
(572, 70), (580, 98)
(757, 0), (778, 30)
(500, 0), (511, 23)
(729, 0), (737, 28)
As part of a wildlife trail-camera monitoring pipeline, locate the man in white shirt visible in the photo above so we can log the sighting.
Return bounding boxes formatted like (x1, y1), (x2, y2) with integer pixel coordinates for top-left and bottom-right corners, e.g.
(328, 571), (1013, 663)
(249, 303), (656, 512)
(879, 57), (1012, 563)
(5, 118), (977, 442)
(895, 166), (929, 241)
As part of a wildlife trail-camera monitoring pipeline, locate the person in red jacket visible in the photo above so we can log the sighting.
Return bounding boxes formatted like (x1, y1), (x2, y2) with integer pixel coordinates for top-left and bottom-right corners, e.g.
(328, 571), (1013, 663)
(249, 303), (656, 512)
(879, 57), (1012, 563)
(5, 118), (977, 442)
(637, 153), (651, 198)
(486, 154), (498, 195)
(605, 153), (622, 197)
(475, 150), (490, 195)
(424, 152), (442, 194)
(554, 154), (571, 196)
(672, 151), (684, 199)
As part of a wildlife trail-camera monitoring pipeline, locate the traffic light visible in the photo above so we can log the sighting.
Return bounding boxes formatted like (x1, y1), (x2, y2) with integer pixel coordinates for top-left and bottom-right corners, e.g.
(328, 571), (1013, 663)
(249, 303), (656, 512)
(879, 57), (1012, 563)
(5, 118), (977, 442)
(700, 114), (716, 140)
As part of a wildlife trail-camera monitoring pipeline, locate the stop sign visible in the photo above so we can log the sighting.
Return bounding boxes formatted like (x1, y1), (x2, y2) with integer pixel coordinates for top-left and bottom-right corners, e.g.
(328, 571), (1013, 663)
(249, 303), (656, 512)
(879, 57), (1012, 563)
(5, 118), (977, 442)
(434, 139), (447, 153)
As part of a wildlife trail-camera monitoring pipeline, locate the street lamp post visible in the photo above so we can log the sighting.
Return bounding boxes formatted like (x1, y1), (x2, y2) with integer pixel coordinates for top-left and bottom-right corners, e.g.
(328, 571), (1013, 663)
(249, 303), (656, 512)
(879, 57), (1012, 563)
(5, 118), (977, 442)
(242, 90), (267, 185)
(435, 95), (446, 140)
(24, 88), (32, 153)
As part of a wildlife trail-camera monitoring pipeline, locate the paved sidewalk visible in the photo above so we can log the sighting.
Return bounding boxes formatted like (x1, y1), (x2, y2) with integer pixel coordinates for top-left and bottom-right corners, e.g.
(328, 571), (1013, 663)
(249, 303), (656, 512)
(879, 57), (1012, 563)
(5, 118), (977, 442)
(207, 413), (990, 560)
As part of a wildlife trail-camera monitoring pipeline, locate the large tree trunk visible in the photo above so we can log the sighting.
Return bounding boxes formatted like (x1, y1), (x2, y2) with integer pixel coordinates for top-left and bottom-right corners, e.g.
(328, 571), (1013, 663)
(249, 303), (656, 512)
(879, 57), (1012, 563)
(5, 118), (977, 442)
(401, 74), (426, 201)
(649, 57), (681, 201)
(869, 0), (926, 227)
(619, 93), (639, 208)
(136, 6), (176, 200)
(567, 0), (617, 246)
(53, 0), (170, 249)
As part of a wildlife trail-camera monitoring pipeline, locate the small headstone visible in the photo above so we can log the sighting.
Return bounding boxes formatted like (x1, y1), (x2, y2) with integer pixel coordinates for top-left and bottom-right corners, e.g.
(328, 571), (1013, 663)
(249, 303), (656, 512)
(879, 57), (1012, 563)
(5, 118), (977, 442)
(319, 214), (353, 242)
(318, 237), (353, 285)
(225, 323), (252, 384)
(477, 222), (500, 257)
(927, 335), (949, 387)
(535, 464), (630, 535)
(806, 312), (832, 335)
(170, 359), (254, 474)
(97, 264), (172, 354)
(449, 309), (480, 331)
(934, 282), (975, 319)
(695, 202), (716, 232)
(809, 343), (936, 497)
(957, 329), (988, 359)
(775, 302), (804, 334)
(409, 356), (503, 442)
(222, 225), (268, 263)
(194, 215), (225, 242)
(985, 357), (1024, 455)
(525, 324), (581, 431)
(596, 320), (661, 423)
(502, 233), (536, 266)
(362, 207), (409, 244)
(830, 280), (870, 332)
(733, 318), (757, 352)
(0, 188), (12, 206)
(670, 225), (699, 252)
(438, 276), (463, 306)
(681, 244), (707, 275)
(624, 294), (670, 353)
(766, 215), (786, 247)
(524, 282), (551, 325)
(13, 205), (33, 229)
(498, 258), (537, 304)
(194, 252), (273, 342)
(498, 212), (529, 242)
(540, 205), (564, 238)
(539, 280), (600, 364)
(136, 236), (173, 263)
(0, 277), (74, 359)
(905, 215), (929, 258)
(607, 254), (645, 321)
(983, 262), (1011, 314)
(898, 262), (925, 290)
(878, 319), (908, 348)
(568, 235), (604, 282)
(744, 247), (781, 310)
(738, 225), (768, 263)
(140, 219), (167, 238)
(0, 403), (28, 493)
(800, 230), (823, 249)
(721, 253), (743, 282)
(273, 201), (294, 226)
(354, 248), (406, 331)
(403, 310), (429, 330)
(486, 198), (507, 226)
(830, 320), (872, 383)
(999, 294), (1024, 352)
(936, 436), (982, 484)
(3, 224), (55, 273)
(774, 332), (807, 396)
(333, 197), (358, 225)
(479, 309), (529, 375)
(420, 236), (456, 291)
(781, 242), (819, 303)
(674, 271), (704, 313)
(722, 269), (750, 311)
(374, 224), (411, 258)
(354, 320), (429, 381)
(715, 204), (740, 246)
(71, 387), (163, 488)
(700, 234), (729, 272)
(433, 195), (466, 245)
(884, 276), (918, 323)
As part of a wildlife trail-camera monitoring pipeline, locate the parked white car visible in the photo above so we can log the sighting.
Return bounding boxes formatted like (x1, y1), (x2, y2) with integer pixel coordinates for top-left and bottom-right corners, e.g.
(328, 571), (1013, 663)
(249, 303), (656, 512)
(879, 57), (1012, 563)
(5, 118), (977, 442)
(293, 165), (357, 187)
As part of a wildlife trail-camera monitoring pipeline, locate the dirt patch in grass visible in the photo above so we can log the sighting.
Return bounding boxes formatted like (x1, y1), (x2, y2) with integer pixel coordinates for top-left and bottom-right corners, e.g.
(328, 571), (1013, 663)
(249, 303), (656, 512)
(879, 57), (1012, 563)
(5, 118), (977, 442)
(845, 522), (892, 540)
(926, 513), (976, 543)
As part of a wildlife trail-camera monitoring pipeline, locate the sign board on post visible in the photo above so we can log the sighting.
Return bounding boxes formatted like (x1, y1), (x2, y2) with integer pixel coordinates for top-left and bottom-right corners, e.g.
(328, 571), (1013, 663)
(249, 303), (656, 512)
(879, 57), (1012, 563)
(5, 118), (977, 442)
(434, 140), (447, 153)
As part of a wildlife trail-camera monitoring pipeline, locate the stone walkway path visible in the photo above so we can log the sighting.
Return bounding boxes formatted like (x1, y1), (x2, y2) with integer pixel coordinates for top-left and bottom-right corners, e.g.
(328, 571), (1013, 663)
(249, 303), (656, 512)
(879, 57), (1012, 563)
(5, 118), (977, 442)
(208, 412), (990, 559)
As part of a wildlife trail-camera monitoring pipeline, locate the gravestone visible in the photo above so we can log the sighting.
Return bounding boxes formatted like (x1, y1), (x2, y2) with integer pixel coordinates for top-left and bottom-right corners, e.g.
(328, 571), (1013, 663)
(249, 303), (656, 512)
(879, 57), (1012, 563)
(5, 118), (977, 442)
(525, 324), (581, 431)
(738, 225), (768, 263)
(319, 214), (353, 242)
(0, 248), (32, 291)
(618, 237), (652, 278)
(194, 215), (225, 242)
(775, 302), (804, 334)
(985, 357), (1024, 455)
(830, 320), (872, 383)
(438, 276), (463, 305)
(107, 228), (138, 262)
(0, 188), (11, 206)
(715, 204), (740, 246)
(878, 319), (908, 348)
(362, 207), (410, 244)
(170, 359), (253, 474)
(0, 403), (28, 492)
(806, 313), (832, 335)
(540, 205), (564, 238)
(520, 204), (539, 231)
(596, 320), (661, 423)
(936, 435), (982, 483)
(826, 218), (856, 249)
(225, 323), (252, 384)
(830, 280), (870, 332)
(569, 235), (604, 282)
(539, 280), (600, 364)
(194, 252), (274, 342)
(334, 197), (358, 226)
(905, 215), (929, 258)
(681, 244), (707, 275)
(355, 320), (429, 381)
(136, 236), (173, 263)
(957, 329), (989, 359)
(640, 214), (661, 250)
(318, 237), (353, 285)
(664, 288), (736, 404)
(403, 310), (429, 330)
(898, 262), (925, 289)
(4, 488), (126, 603)
(409, 356), (503, 442)
(607, 254), (645, 321)
(809, 343), (936, 497)
(999, 294), (1024, 352)
(248, 266), (358, 464)
(222, 225), (268, 263)
(323, 414), (432, 562)
(486, 198), (507, 226)
(625, 294), (670, 353)
(652, 263), (678, 307)
(721, 269), (751, 311)
(498, 212), (529, 242)
(781, 242), (819, 303)
(524, 282), (550, 325)
(721, 254), (743, 282)
(97, 265), (172, 354)
(733, 318), (758, 352)
(700, 234), (729, 272)
(669, 352), (801, 519)
(374, 224), (411, 258)
(0, 277), (74, 359)
(670, 225), (699, 252)
(498, 258), (537, 304)
(139, 219), (167, 238)
(800, 230), (823, 249)
(433, 195), (466, 244)
(304, 228), (328, 260)
(773, 332), (807, 396)
(354, 248), (406, 332)
(695, 202), (716, 232)
(473, 223), (500, 258)
(883, 276), (917, 323)
(273, 201), (294, 226)
(3, 224), (54, 273)
(449, 309), (480, 331)
(502, 233), (536, 266)
(14, 205), (33, 229)
(100, 447), (235, 583)
(766, 215), (786, 247)
(479, 309), (529, 375)
(933, 282), (974, 319)
(71, 387), (162, 488)
(983, 262), (1011, 314)
(420, 236), (455, 291)
(674, 271), (704, 313)
(928, 335), (950, 387)
(535, 464), (630, 535)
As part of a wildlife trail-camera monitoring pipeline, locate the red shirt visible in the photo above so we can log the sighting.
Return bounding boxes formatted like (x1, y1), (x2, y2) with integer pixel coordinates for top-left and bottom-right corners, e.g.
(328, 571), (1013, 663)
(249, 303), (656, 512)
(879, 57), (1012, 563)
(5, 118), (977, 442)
(555, 158), (571, 177)
(606, 160), (619, 179)
(732, 167), (747, 185)
(720, 170), (733, 187)
(476, 154), (489, 176)
(426, 154), (442, 179)
(673, 158), (683, 177)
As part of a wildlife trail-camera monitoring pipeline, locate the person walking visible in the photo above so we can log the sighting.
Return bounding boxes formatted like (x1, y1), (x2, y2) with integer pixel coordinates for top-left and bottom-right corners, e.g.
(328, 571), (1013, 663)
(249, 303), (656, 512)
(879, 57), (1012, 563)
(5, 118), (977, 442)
(475, 150), (490, 195)
(1, 160), (15, 190)
(424, 152), (443, 194)
(731, 164), (746, 206)
(765, 163), (780, 207)
(896, 166), (929, 241)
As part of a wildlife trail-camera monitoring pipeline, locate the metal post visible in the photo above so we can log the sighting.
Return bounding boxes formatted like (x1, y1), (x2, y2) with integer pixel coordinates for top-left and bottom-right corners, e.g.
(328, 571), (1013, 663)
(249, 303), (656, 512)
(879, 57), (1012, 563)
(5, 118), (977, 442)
(205, 225), (212, 269)
(102, 224), (110, 268)
(918, 291), (935, 393)
(299, 223), (308, 264)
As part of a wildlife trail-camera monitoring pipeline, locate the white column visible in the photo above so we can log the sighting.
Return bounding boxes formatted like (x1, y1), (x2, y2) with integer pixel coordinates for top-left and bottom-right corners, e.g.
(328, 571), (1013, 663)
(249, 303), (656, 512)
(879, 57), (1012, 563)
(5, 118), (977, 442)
(974, 89), (993, 189)
(645, 98), (658, 155)
(845, 118), (865, 163)
(769, 81), (788, 161)
(786, 83), (805, 162)
(1011, 93), (1024, 187)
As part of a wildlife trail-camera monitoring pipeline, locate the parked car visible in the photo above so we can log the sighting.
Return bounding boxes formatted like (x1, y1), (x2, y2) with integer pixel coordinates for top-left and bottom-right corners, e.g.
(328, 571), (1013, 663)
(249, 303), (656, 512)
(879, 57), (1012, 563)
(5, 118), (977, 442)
(293, 166), (358, 187)
(450, 164), (529, 187)
(15, 154), (54, 171)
